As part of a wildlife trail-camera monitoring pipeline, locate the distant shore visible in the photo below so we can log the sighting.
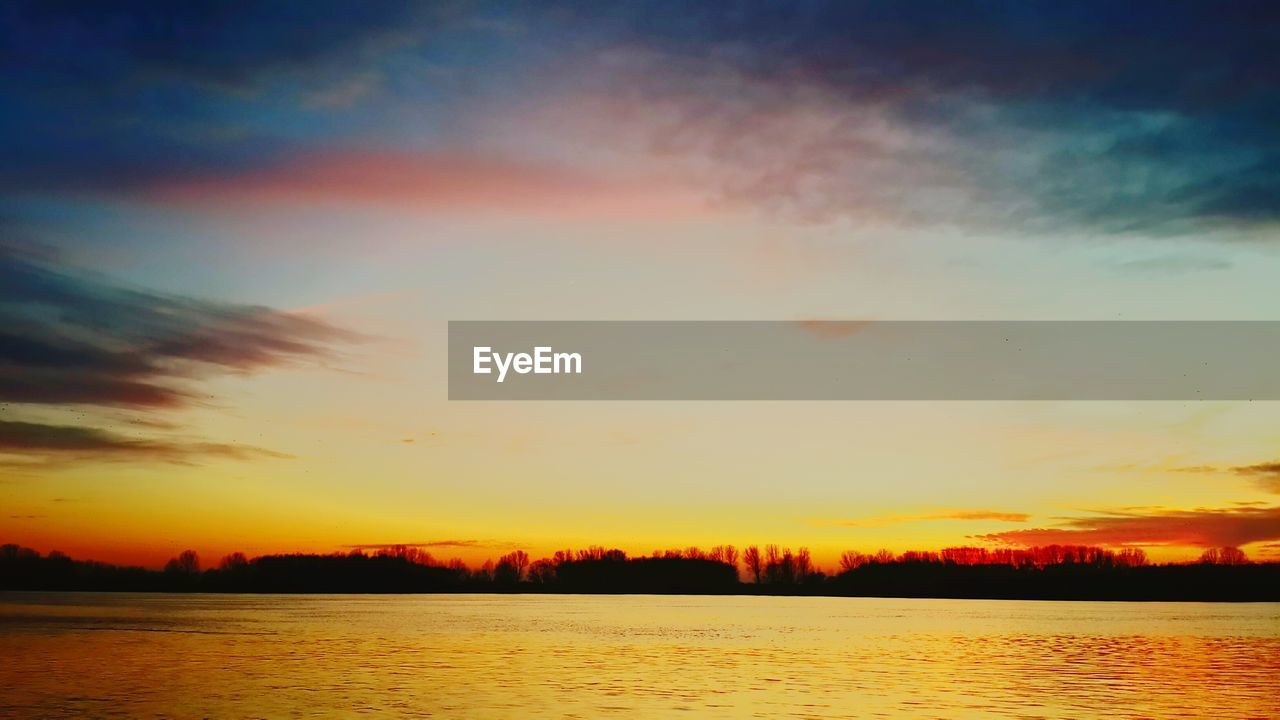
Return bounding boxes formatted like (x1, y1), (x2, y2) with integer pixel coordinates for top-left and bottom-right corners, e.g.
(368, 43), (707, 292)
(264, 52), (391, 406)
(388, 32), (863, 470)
(4, 543), (1277, 602)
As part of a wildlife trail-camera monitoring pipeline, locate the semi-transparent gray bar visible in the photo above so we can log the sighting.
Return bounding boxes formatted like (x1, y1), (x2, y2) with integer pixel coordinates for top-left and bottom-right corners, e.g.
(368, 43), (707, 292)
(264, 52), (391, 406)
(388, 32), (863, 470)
(448, 321), (1280, 400)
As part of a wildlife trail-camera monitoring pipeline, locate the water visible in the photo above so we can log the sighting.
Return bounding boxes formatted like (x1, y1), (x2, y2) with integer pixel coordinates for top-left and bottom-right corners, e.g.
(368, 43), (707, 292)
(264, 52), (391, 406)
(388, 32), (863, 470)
(1, 593), (1276, 719)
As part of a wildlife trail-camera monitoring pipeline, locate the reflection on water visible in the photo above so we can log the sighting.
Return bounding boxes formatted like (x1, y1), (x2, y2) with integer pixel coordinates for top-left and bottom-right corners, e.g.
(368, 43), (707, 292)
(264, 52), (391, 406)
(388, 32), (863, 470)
(1, 593), (1277, 718)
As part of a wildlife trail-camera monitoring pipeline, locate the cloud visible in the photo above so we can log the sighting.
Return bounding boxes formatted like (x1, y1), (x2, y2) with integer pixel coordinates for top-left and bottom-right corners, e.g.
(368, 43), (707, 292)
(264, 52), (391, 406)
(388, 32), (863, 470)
(1172, 460), (1280, 494)
(1104, 255), (1233, 275)
(0, 1), (421, 92)
(977, 505), (1280, 548)
(304, 72), (384, 109)
(794, 320), (871, 340)
(342, 540), (494, 551)
(1231, 461), (1280, 494)
(145, 149), (703, 218)
(0, 2), (448, 197)
(0, 247), (353, 408)
(0, 247), (354, 465)
(0, 420), (292, 465)
(932, 511), (1030, 523)
(508, 2), (1280, 234)
(827, 509), (1030, 528)
(3, 2), (1277, 236)
(515, 54), (982, 229)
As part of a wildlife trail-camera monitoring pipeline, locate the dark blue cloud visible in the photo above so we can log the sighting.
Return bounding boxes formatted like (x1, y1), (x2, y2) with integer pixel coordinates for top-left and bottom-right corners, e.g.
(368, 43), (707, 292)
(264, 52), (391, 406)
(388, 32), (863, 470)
(0, 1), (430, 193)
(1, 1), (1276, 233)
(563, 1), (1280, 232)
(575, 1), (1278, 120)
(0, 1), (419, 90)
(0, 244), (356, 464)
(0, 245), (354, 408)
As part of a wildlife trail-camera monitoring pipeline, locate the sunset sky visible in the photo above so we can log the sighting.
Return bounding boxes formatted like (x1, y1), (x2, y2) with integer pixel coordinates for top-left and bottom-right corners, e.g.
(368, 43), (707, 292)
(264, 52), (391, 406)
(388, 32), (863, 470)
(2, 1), (1279, 568)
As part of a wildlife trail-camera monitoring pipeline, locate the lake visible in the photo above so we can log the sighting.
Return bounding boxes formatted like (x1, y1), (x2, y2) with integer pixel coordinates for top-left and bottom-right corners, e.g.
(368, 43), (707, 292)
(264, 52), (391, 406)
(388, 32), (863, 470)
(1, 593), (1277, 718)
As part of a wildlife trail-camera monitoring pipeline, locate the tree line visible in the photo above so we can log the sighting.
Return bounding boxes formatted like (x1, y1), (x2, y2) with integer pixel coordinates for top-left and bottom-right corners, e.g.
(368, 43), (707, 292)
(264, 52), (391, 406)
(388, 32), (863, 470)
(1, 542), (1274, 600)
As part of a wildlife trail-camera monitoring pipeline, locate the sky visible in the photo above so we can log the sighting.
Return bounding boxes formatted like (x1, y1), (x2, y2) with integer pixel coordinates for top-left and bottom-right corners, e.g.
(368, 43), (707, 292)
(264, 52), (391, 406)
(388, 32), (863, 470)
(2, 1), (1280, 568)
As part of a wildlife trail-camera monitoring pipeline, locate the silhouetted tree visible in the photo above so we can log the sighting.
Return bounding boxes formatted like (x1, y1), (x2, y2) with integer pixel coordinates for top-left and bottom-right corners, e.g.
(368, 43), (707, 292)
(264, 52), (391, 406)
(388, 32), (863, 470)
(2, 543), (1277, 599)
(840, 551), (868, 572)
(1200, 546), (1249, 565)
(165, 549), (200, 574)
(764, 545), (799, 584)
(1116, 548), (1148, 567)
(494, 550), (530, 583)
(709, 545), (739, 568)
(446, 558), (470, 580)
(219, 552), (249, 571)
(576, 546), (627, 562)
(376, 545), (437, 565)
(796, 548), (813, 580)
(527, 558), (556, 584)
(743, 546), (762, 583)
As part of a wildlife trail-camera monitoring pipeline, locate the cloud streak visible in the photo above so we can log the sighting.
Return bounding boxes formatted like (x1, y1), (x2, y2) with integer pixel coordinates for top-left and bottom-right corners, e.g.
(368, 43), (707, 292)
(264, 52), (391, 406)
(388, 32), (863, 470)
(977, 505), (1280, 549)
(1172, 460), (1280, 495)
(146, 149), (703, 218)
(0, 420), (291, 465)
(0, 247), (354, 464)
(342, 540), (498, 551)
(826, 509), (1030, 528)
(1231, 461), (1280, 494)
(0, 247), (353, 409)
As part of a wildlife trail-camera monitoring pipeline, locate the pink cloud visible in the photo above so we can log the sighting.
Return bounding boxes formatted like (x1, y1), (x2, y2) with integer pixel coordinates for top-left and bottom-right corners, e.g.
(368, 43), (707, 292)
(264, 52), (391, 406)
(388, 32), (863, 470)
(499, 49), (986, 228)
(148, 149), (704, 219)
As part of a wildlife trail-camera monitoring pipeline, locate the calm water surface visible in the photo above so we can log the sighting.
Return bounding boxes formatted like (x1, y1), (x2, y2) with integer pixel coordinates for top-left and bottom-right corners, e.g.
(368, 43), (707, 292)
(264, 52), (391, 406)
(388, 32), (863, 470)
(1, 593), (1277, 719)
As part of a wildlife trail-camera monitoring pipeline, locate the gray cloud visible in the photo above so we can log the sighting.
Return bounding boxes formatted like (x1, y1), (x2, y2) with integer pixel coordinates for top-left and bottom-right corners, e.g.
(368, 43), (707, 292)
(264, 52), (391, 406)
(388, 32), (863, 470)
(0, 247), (354, 408)
(0, 420), (292, 465)
(1174, 460), (1280, 495)
(0, 247), (355, 465)
(1231, 462), (1280, 494)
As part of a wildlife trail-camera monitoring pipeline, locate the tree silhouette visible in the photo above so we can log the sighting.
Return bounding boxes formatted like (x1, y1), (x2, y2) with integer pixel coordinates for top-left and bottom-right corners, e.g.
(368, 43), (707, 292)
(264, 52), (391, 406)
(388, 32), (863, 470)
(1200, 546), (1248, 565)
(218, 552), (249, 571)
(495, 550), (530, 583)
(796, 548), (813, 580)
(709, 545), (739, 569)
(840, 551), (868, 572)
(743, 546), (763, 583)
(164, 549), (200, 574)
(2, 541), (1275, 600)
(527, 558), (556, 584)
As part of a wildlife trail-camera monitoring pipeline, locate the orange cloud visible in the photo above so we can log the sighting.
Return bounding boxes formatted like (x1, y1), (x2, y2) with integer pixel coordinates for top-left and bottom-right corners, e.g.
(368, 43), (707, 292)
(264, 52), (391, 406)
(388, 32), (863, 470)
(824, 509), (1030, 528)
(794, 320), (871, 340)
(977, 505), (1280, 548)
(149, 149), (704, 218)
